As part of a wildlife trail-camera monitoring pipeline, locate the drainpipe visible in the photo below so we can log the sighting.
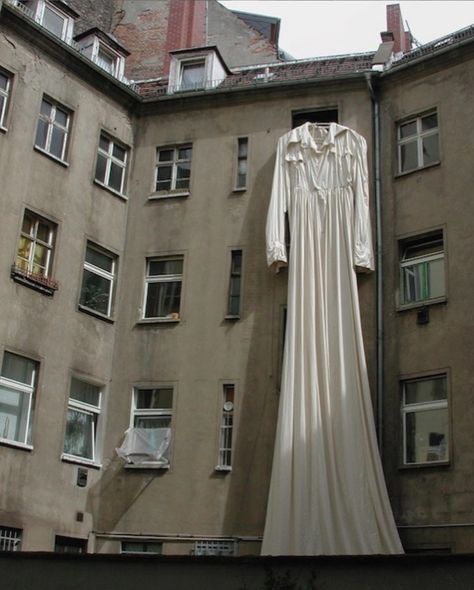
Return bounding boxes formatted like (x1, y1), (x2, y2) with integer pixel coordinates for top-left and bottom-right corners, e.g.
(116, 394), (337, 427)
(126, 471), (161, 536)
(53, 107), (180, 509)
(365, 72), (383, 452)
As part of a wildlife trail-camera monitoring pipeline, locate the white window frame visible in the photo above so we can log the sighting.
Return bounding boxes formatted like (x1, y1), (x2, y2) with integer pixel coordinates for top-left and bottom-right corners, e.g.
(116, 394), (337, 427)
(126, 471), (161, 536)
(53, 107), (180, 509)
(0, 352), (37, 447)
(399, 232), (445, 307)
(94, 133), (128, 196)
(62, 377), (102, 465)
(38, 1), (70, 41)
(216, 383), (235, 471)
(0, 69), (12, 130)
(193, 540), (236, 556)
(34, 97), (70, 163)
(154, 145), (192, 196)
(79, 243), (116, 318)
(226, 250), (242, 318)
(234, 137), (248, 190)
(401, 374), (449, 466)
(0, 526), (22, 552)
(143, 256), (183, 320)
(15, 210), (55, 279)
(129, 386), (174, 467)
(397, 110), (439, 174)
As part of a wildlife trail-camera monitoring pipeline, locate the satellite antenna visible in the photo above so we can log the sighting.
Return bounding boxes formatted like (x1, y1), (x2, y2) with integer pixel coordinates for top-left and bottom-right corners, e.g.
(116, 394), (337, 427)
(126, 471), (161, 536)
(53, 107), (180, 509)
(405, 20), (422, 48)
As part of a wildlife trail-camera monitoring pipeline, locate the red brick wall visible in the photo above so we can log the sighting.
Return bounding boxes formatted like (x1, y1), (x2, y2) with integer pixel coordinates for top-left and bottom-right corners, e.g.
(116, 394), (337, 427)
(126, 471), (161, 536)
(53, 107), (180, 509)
(386, 4), (411, 54)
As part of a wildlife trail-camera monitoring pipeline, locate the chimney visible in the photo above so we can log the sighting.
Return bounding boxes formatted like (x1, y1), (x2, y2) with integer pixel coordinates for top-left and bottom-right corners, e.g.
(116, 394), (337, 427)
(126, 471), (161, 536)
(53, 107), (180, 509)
(164, 0), (207, 73)
(382, 3), (412, 54)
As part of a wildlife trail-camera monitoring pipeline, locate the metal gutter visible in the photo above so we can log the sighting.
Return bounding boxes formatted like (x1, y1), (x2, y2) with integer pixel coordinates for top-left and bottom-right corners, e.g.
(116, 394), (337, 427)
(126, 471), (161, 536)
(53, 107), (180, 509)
(365, 72), (384, 448)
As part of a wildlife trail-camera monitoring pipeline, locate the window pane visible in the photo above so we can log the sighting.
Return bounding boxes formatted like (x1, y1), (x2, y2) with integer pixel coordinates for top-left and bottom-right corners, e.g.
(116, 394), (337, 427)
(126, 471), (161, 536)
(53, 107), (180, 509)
(54, 108), (68, 127)
(108, 162), (124, 192)
(422, 134), (439, 166)
(428, 257), (445, 299)
(400, 141), (418, 172)
(158, 149), (173, 162)
(0, 73), (8, 91)
(156, 165), (172, 190)
(238, 138), (248, 158)
(135, 416), (171, 429)
(175, 163), (190, 188)
(42, 6), (65, 37)
(178, 147), (192, 160)
(40, 99), (52, 117)
(405, 377), (446, 405)
(50, 127), (66, 159)
(112, 144), (126, 162)
(148, 259), (183, 276)
(32, 243), (48, 275)
(70, 378), (100, 407)
(2, 352), (35, 385)
(422, 113), (438, 131)
(36, 221), (51, 244)
(0, 384), (30, 443)
(403, 238), (443, 260)
(35, 119), (48, 150)
(99, 135), (109, 152)
(95, 153), (107, 183)
(399, 120), (417, 139)
(80, 269), (111, 315)
(64, 408), (94, 459)
(405, 408), (448, 463)
(181, 63), (205, 89)
(145, 281), (181, 318)
(16, 237), (32, 269)
(402, 258), (445, 304)
(136, 388), (173, 409)
(86, 247), (113, 273)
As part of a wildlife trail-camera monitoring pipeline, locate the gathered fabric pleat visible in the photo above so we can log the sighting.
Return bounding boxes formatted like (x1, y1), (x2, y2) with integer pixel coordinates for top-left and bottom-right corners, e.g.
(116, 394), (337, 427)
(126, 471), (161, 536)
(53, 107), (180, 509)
(262, 122), (403, 555)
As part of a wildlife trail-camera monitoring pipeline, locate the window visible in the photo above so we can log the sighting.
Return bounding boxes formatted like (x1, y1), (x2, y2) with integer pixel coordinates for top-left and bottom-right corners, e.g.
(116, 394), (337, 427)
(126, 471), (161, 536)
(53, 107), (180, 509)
(227, 250), (242, 318)
(216, 384), (234, 470)
(34, 97), (70, 162)
(179, 60), (205, 91)
(0, 69), (12, 129)
(121, 541), (163, 555)
(13, 209), (58, 294)
(95, 133), (128, 195)
(143, 257), (183, 320)
(96, 44), (117, 75)
(63, 377), (102, 463)
(54, 535), (87, 553)
(40, 2), (68, 38)
(399, 231), (445, 306)
(155, 146), (192, 194)
(292, 108), (338, 128)
(234, 137), (248, 190)
(0, 352), (37, 446)
(0, 526), (22, 552)
(193, 540), (236, 556)
(401, 374), (449, 465)
(79, 243), (116, 318)
(397, 110), (439, 173)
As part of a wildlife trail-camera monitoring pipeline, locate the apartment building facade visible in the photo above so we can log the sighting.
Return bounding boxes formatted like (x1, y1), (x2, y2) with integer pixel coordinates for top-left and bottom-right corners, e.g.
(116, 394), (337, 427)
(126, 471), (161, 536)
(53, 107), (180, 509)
(0, 0), (473, 556)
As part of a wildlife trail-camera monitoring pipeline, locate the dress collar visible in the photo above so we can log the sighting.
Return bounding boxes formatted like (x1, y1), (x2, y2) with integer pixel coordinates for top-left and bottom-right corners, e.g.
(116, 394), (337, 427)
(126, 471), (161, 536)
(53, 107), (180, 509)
(287, 122), (345, 156)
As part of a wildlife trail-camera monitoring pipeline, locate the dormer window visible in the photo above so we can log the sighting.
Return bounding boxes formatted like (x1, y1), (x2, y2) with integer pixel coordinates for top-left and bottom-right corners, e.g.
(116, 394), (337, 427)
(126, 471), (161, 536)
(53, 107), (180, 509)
(180, 60), (206, 91)
(168, 46), (230, 94)
(21, 0), (78, 42)
(75, 28), (130, 81)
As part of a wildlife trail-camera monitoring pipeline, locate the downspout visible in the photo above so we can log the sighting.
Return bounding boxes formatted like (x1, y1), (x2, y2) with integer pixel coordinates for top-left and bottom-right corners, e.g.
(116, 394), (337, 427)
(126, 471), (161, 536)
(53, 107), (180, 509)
(365, 71), (384, 452)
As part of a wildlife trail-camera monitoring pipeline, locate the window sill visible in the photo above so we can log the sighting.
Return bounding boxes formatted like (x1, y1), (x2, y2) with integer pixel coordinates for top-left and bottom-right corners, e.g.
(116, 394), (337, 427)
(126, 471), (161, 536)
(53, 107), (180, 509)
(0, 125), (7, 134)
(61, 454), (102, 470)
(215, 465), (232, 473)
(78, 304), (114, 323)
(399, 460), (450, 470)
(394, 160), (441, 179)
(225, 315), (240, 321)
(34, 145), (69, 168)
(397, 297), (447, 312)
(231, 186), (247, 194)
(137, 317), (180, 325)
(94, 179), (128, 201)
(124, 462), (170, 470)
(11, 265), (58, 296)
(149, 190), (190, 200)
(0, 438), (33, 452)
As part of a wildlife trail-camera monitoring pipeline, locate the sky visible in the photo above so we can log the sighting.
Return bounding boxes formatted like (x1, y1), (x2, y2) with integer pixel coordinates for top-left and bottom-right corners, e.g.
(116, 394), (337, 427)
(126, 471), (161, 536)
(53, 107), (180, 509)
(219, 1), (474, 59)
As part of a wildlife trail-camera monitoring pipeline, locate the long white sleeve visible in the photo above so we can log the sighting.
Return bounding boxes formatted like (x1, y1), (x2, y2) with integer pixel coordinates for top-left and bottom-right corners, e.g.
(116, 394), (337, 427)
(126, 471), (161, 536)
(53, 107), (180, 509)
(266, 136), (289, 267)
(352, 134), (374, 271)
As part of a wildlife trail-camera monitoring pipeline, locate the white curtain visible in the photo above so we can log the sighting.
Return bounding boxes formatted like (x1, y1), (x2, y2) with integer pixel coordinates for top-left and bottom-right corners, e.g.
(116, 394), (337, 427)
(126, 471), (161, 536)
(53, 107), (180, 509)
(262, 122), (403, 555)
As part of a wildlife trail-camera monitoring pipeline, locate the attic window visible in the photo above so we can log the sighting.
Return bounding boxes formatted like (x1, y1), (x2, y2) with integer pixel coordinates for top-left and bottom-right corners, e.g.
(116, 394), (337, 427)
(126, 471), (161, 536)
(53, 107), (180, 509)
(180, 61), (205, 91)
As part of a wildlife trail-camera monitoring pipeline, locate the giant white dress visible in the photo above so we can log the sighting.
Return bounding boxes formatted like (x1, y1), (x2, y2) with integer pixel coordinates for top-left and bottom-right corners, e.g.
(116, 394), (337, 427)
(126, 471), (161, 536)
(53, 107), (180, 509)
(262, 122), (402, 555)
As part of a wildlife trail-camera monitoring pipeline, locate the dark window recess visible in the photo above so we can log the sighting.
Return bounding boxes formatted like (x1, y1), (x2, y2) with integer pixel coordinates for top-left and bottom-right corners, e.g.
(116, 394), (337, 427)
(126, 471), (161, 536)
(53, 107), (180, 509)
(292, 109), (338, 128)
(54, 535), (87, 554)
